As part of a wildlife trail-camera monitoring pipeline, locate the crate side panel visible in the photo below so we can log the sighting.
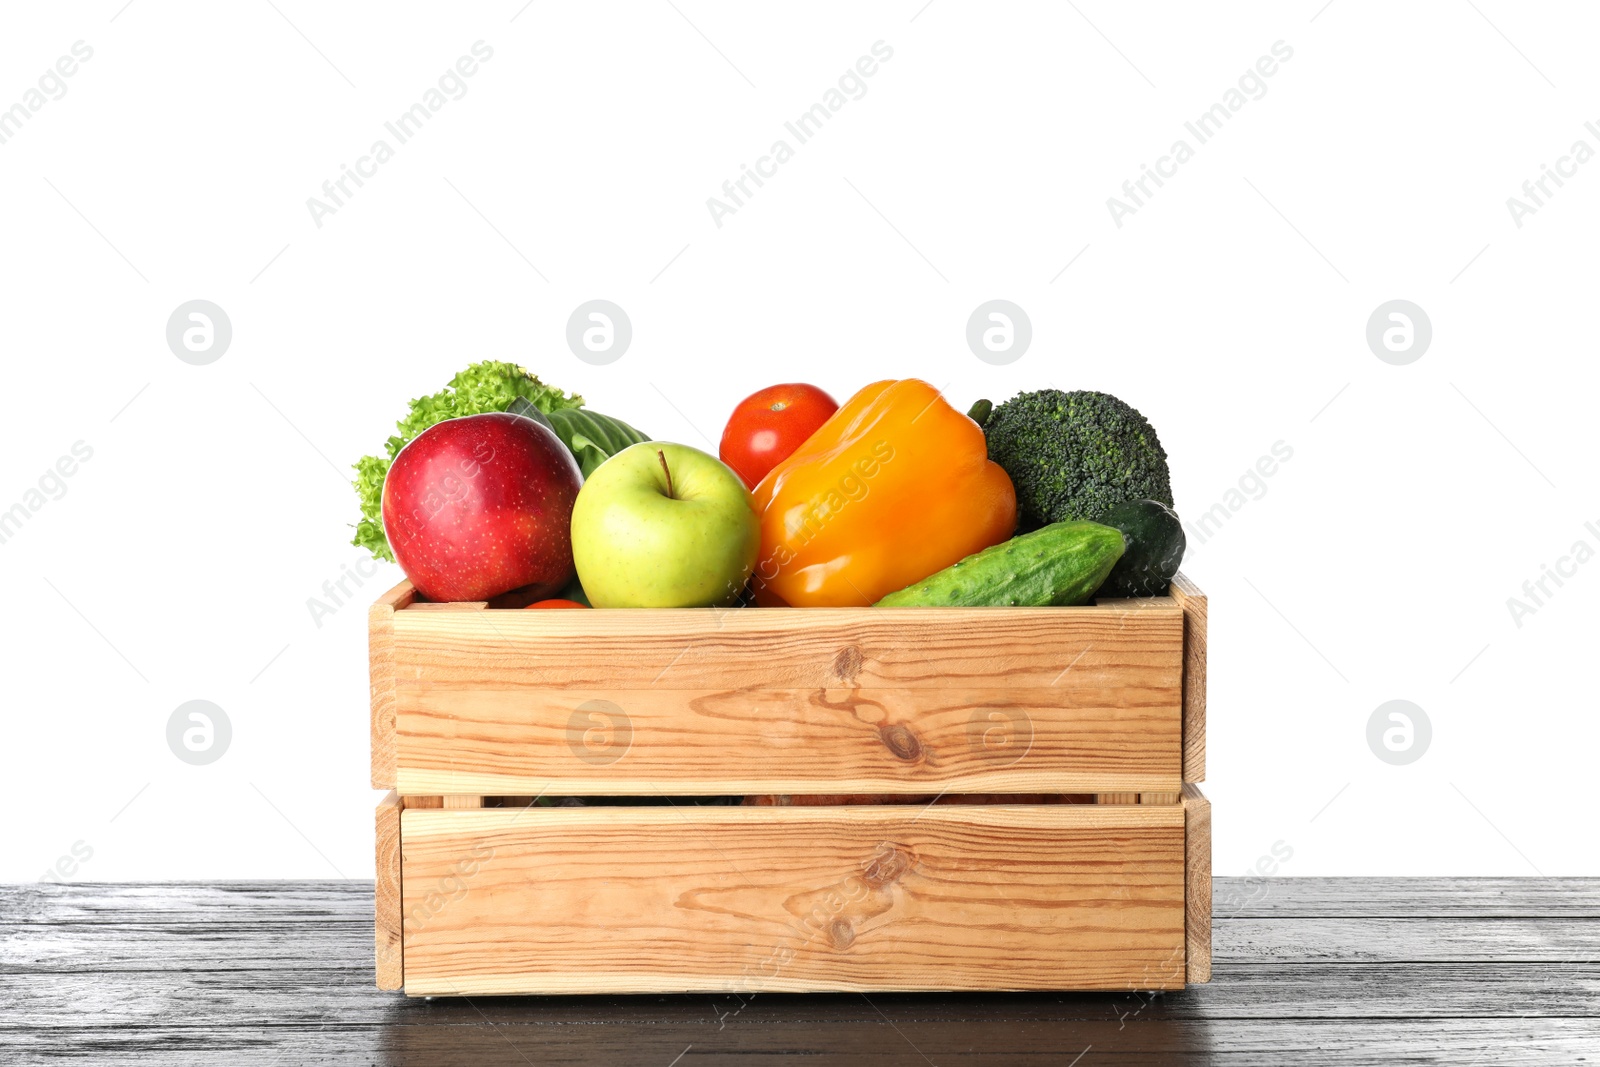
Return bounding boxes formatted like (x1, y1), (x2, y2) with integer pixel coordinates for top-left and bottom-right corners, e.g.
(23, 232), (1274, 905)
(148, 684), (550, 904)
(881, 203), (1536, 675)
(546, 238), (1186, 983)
(396, 685), (1181, 795)
(399, 805), (1186, 995)
(392, 604), (1183, 795)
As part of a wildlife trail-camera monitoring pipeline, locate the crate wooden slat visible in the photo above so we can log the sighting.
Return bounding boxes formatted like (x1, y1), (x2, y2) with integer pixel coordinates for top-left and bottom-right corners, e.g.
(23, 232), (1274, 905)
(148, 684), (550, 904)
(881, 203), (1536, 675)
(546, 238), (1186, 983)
(389, 602), (1180, 690)
(397, 801), (1193, 996)
(396, 686), (1179, 796)
(1170, 574), (1207, 783)
(370, 577), (1206, 797)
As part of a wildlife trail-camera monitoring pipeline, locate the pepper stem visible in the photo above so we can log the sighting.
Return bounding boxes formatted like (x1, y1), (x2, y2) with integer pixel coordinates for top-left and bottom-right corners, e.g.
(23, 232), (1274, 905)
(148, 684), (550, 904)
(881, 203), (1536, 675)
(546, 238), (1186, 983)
(657, 449), (676, 499)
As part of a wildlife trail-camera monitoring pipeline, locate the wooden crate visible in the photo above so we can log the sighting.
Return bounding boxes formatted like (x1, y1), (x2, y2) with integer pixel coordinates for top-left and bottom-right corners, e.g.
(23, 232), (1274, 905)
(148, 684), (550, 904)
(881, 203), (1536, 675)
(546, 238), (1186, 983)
(371, 575), (1210, 995)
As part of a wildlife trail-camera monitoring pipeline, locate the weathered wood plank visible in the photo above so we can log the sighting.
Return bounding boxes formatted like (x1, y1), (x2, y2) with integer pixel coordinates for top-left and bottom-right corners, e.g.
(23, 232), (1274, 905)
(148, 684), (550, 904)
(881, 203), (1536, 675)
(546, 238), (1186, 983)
(3, 1017), (1599, 1067)
(6, 878), (1596, 924)
(1211, 878), (1600, 918)
(10, 914), (1597, 975)
(6, 878), (1600, 1065)
(4, 962), (1599, 1028)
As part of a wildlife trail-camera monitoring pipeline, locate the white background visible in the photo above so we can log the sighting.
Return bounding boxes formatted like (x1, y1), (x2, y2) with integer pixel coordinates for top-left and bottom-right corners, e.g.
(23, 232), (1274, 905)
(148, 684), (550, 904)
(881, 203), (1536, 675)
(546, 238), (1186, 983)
(2, 1), (1595, 882)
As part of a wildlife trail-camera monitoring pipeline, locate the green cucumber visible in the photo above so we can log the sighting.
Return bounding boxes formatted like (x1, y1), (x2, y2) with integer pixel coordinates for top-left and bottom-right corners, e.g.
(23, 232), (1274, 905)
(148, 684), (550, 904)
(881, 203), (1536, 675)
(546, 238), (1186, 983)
(1095, 498), (1186, 598)
(874, 520), (1125, 607)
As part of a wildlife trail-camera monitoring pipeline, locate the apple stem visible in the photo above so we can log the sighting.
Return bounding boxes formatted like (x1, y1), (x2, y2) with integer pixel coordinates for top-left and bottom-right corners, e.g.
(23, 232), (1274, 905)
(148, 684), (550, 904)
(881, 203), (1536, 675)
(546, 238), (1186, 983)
(657, 449), (676, 499)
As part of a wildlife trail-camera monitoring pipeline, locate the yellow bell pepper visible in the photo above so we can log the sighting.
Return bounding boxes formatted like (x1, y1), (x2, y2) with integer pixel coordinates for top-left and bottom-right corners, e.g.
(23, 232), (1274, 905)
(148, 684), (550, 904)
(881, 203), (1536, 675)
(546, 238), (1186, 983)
(750, 379), (1017, 607)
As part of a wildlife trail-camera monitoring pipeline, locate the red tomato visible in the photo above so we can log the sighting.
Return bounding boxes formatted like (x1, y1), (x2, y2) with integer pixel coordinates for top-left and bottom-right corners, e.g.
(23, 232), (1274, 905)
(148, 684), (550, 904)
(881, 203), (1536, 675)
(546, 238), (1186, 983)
(719, 383), (839, 489)
(525, 599), (588, 609)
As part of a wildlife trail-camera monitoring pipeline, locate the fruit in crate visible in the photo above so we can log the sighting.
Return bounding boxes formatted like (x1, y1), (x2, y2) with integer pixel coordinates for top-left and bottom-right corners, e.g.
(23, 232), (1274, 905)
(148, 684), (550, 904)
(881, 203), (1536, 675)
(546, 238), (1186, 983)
(571, 442), (760, 608)
(719, 382), (838, 488)
(382, 412), (583, 602)
(751, 379), (1017, 607)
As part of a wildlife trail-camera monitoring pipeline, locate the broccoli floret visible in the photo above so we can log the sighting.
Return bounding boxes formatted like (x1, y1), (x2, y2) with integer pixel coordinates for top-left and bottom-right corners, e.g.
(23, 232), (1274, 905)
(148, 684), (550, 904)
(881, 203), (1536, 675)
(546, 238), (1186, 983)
(351, 361), (583, 562)
(984, 389), (1173, 528)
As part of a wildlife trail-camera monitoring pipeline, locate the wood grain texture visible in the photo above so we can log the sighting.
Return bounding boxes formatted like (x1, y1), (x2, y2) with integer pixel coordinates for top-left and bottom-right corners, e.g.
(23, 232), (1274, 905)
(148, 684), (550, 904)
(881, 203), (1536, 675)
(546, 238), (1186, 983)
(389, 600), (1183, 690)
(368, 579), (415, 789)
(385, 598), (1184, 796)
(397, 686), (1181, 796)
(374, 790), (402, 990)
(399, 805), (1187, 996)
(6, 879), (1600, 1065)
(1184, 783), (1212, 983)
(744, 792), (1096, 806)
(1170, 572), (1207, 783)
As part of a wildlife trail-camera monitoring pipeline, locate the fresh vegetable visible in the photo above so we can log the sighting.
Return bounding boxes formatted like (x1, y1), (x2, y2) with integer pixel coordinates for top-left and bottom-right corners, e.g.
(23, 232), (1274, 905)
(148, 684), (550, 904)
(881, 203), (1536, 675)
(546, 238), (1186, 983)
(966, 398), (992, 428)
(571, 443), (759, 608)
(874, 520), (1124, 607)
(525, 598), (588, 609)
(1095, 498), (1186, 598)
(982, 389), (1173, 530)
(750, 379), (1017, 607)
(719, 383), (839, 489)
(383, 412), (582, 602)
(353, 362), (583, 562)
(547, 407), (650, 479)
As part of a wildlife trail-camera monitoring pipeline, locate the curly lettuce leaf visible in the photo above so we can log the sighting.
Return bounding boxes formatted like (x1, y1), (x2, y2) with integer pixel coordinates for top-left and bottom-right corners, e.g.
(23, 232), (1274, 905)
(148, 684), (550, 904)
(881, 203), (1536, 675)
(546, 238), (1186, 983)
(350, 361), (583, 562)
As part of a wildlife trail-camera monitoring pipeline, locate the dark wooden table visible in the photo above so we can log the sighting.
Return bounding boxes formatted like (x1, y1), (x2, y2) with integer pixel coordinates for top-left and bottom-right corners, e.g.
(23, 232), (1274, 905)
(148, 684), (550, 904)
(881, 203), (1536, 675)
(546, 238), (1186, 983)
(3, 878), (1597, 1064)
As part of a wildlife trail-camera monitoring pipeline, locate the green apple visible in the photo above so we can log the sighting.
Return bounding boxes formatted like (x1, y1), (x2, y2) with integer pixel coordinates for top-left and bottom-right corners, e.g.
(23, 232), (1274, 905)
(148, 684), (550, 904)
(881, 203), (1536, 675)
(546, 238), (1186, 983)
(571, 442), (759, 608)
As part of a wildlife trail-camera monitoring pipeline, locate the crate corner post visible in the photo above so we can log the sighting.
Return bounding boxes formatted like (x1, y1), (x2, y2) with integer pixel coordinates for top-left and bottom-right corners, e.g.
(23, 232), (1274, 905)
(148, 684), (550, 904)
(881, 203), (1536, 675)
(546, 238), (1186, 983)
(1181, 783), (1211, 984)
(375, 789), (404, 991)
(1170, 573), (1207, 783)
(369, 580), (413, 790)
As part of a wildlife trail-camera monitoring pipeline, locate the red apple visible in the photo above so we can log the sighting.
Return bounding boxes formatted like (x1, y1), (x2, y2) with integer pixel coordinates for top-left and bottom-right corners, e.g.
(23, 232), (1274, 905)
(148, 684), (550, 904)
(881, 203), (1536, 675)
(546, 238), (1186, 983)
(382, 412), (582, 602)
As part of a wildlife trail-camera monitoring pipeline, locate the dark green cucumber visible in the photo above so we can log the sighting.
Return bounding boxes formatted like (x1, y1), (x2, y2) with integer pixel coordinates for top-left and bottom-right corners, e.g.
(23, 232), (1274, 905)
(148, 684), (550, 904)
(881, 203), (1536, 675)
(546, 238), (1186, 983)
(1095, 498), (1186, 598)
(874, 520), (1125, 607)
